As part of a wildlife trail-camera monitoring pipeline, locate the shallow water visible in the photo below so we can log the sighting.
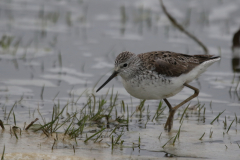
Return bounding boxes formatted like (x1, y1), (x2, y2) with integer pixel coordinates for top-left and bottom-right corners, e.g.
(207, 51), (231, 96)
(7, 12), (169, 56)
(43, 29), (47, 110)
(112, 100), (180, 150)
(0, 0), (240, 159)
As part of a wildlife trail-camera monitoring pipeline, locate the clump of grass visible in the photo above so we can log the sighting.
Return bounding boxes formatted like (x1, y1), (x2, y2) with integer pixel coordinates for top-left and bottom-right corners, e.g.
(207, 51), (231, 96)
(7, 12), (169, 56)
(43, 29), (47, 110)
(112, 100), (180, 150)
(0, 89), (129, 154)
(34, 102), (69, 134)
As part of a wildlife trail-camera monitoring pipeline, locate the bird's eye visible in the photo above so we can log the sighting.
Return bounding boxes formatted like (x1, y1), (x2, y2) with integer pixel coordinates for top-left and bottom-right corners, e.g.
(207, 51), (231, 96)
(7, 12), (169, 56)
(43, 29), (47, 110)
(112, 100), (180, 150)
(123, 63), (127, 67)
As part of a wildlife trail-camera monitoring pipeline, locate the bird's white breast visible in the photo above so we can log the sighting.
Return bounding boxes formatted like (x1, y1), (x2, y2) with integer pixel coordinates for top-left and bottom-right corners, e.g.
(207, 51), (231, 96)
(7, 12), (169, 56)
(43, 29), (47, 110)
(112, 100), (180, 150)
(121, 73), (185, 100)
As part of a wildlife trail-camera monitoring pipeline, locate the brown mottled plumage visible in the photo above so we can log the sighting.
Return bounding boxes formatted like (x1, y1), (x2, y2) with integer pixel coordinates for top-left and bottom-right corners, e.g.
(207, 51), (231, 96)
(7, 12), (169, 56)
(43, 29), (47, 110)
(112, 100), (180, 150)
(138, 51), (215, 77)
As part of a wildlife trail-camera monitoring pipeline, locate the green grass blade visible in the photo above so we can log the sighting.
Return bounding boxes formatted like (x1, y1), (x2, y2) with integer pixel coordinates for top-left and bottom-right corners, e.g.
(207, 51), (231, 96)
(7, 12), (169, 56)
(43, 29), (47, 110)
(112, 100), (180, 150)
(7, 102), (17, 123)
(179, 103), (190, 123)
(162, 136), (174, 148)
(84, 128), (106, 143)
(227, 119), (235, 133)
(210, 109), (225, 125)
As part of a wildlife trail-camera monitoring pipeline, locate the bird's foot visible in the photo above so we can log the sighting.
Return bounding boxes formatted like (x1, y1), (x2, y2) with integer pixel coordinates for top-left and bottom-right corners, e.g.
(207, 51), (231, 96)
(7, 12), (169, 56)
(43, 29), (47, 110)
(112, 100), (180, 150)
(164, 109), (176, 132)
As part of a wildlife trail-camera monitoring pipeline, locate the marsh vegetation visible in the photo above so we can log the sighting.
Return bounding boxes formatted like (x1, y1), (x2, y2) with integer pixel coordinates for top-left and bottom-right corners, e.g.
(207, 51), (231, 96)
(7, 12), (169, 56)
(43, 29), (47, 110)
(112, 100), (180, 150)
(0, 0), (240, 159)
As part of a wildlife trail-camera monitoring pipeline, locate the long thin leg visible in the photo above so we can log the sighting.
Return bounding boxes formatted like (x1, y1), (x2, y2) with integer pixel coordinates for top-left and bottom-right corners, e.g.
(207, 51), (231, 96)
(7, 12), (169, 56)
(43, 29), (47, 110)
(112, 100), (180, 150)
(164, 83), (199, 132)
(163, 98), (175, 131)
(163, 98), (172, 111)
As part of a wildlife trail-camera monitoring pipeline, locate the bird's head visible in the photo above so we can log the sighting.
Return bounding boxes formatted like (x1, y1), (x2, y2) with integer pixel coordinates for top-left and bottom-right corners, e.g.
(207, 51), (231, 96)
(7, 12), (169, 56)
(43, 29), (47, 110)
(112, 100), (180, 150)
(96, 51), (138, 92)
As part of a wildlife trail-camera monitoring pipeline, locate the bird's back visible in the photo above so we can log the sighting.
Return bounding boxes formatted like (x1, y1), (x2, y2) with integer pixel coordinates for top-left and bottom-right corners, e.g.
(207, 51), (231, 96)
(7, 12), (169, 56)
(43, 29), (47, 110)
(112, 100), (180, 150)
(137, 51), (220, 78)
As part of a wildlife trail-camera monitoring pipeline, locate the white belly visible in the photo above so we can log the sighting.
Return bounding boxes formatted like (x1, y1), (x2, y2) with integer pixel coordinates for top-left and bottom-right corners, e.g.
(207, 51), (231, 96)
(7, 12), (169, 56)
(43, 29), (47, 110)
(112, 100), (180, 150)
(121, 75), (185, 100)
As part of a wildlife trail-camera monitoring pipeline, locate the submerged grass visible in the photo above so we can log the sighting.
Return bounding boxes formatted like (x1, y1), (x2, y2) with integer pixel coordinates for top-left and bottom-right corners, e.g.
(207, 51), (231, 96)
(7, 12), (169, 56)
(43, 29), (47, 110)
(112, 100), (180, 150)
(34, 102), (69, 133)
(28, 89), (129, 147)
(0, 86), (236, 155)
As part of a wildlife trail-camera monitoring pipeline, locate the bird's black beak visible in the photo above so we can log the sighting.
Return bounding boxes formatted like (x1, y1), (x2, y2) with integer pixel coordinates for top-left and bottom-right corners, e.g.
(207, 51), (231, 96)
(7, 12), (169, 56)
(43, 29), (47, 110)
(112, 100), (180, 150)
(96, 71), (119, 92)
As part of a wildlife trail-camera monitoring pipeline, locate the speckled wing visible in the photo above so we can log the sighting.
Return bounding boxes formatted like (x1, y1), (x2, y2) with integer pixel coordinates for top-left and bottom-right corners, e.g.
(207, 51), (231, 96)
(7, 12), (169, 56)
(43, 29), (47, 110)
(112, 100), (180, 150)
(139, 51), (215, 77)
(154, 58), (189, 77)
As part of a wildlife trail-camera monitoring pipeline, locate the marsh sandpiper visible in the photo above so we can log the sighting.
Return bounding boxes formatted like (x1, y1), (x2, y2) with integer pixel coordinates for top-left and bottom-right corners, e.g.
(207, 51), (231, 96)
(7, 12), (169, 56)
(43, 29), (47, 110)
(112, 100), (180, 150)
(96, 51), (220, 131)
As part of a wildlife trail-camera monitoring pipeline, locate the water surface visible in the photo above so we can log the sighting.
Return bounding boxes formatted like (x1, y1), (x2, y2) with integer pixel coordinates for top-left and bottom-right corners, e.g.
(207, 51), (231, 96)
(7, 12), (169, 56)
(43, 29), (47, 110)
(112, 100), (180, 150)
(0, 0), (240, 159)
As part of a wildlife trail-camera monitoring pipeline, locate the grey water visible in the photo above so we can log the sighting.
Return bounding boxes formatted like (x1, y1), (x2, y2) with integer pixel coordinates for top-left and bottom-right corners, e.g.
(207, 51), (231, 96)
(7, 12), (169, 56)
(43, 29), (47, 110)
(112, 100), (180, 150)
(0, 0), (240, 159)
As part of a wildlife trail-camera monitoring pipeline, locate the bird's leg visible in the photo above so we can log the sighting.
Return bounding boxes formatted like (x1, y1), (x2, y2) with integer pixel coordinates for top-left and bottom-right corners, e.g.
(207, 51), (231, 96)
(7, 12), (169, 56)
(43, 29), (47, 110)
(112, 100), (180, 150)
(163, 98), (175, 132)
(163, 83), (199, 132)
